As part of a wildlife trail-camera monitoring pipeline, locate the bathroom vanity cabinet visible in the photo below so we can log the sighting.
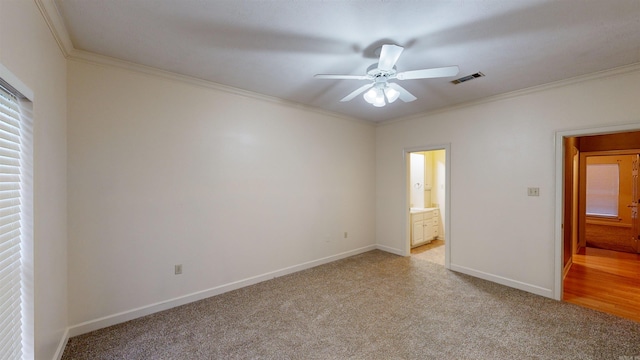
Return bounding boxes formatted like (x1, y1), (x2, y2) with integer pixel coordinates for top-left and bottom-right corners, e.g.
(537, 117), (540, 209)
(411, 208), (439, 247)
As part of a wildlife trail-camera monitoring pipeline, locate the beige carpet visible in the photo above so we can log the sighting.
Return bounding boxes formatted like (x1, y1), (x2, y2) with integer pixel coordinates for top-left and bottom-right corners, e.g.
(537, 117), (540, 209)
(62, 249), (640, 359)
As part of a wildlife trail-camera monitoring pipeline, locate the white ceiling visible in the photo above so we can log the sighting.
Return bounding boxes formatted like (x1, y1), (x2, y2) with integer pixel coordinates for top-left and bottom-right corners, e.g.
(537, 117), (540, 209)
(54, 0), (640, 122)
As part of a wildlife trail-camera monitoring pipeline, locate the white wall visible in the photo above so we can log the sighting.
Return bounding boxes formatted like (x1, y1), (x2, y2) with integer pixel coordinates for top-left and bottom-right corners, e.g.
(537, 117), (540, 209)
(0, 1), (68, 359)
(67, 59), (376, 328)
(376, 67), (640, 298)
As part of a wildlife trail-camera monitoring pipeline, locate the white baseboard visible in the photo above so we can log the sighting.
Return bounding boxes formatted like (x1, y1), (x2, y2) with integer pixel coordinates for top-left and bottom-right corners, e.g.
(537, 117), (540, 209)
(449, 263), (554, 299)
(66, 244), (377, 338)
(376, 246), (553, 299)
(52, 327), (69, 360)
(56, 245), (556, 358)
(376, 244), (405, 256)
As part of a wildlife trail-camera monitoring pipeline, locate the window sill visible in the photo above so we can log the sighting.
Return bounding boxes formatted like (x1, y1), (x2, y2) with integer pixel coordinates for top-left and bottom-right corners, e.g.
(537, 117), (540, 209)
(586, 216), (631, 227)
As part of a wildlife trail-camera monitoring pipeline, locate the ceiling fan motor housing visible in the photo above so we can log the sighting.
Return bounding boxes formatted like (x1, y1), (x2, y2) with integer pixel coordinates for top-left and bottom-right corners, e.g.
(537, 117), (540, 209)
(367, 63), (397, 82)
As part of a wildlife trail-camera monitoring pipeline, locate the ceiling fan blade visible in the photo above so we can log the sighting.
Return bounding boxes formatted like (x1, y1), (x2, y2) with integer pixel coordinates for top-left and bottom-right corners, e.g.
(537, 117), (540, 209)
(314, 74), (368, 80)
(396, 66), (459, 80)
(378, 44), (404, 71)
(340, 83), (374, 102)
(388, 83), (417, 102)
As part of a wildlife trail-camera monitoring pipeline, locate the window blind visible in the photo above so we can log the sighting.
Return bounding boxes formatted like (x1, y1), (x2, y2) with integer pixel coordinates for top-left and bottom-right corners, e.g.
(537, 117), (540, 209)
(586, 163), (620, 217)
(0, 82), (23, 360)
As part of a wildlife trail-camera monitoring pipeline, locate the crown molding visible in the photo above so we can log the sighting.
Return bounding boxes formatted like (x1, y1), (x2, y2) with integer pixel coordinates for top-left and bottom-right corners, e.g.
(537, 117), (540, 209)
(35, 0), (74, 57)
(39, 0), (639, 128)
(68, 49), (370, 126)
(378, 61), (640, 127)
(34, 0), (369, 126)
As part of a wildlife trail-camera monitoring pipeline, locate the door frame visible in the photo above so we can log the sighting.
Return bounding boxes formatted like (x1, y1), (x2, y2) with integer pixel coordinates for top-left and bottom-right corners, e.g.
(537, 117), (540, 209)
(404, 143), (451, 269)
(554, 123), (640, 300)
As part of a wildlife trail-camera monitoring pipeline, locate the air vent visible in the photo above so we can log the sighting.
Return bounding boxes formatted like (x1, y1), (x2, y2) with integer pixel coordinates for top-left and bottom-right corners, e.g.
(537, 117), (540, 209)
(451, 72), (485, 84)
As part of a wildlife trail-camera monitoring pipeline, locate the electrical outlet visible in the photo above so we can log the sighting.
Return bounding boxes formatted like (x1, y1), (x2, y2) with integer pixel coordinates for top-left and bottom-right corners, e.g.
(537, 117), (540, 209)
(344, 232), (348, 238)
(527, 187), (540, 196)
(175, 264), (182, 275)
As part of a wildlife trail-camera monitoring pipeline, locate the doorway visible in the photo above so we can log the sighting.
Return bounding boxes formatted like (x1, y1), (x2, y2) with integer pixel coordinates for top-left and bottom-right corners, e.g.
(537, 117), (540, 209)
(557, 127), (640, 321)
(405, 146), (450, 268)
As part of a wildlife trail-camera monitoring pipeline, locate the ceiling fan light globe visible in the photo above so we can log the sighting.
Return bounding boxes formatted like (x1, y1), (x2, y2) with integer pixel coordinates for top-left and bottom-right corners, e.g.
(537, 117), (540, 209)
(363, 88), (377, 104)
(373, 90), (386, 107)
(384, 87), (400, 103)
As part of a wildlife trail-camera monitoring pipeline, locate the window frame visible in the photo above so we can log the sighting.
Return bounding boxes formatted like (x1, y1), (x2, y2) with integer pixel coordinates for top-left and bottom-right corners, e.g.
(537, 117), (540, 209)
(0, 63), (34, 360)
(585, 162), (620, 218)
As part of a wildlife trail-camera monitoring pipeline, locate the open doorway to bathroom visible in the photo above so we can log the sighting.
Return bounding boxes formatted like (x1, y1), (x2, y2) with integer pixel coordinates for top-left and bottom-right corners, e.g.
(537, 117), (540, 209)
(408, 149), (447, 266)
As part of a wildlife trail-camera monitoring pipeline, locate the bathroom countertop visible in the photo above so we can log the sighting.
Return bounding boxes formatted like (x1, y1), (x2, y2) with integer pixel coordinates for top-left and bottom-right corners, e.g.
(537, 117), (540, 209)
(409, 207), (439, 214)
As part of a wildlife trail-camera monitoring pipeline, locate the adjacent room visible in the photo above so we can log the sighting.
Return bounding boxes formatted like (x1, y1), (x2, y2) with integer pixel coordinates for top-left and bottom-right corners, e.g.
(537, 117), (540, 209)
(2, 0), (640, 359)
(563, 131), (640, 322)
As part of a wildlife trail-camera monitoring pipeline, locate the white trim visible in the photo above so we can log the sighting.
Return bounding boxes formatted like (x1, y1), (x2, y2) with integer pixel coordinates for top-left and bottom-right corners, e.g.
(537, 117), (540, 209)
(52, 329), (69, 360)
(376, 244), (405, 256)
(378, 62), (640, 127)
(66, 245), (376, 337)
(67, 53), (370, 126)
(19, 98), (34, 360)
(34, 0), (74, 57)
(0, 63), (34, 101)
(0, 64), (35, 360)
(33, 0), (364, 126)
(403, 144), (452, 269)
(554, 122), (640, 301)
(450, 264), (554, 298)
(33, 0), (640, 129)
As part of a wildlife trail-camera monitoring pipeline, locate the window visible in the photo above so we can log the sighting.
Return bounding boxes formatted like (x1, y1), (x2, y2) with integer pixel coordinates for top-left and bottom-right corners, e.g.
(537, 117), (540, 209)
(0, 68), (33, 360)
(586, 163), (619, 217)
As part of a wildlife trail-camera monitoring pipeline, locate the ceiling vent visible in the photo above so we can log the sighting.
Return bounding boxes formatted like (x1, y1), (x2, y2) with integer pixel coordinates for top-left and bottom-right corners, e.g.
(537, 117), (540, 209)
(451, 72), (485, 84)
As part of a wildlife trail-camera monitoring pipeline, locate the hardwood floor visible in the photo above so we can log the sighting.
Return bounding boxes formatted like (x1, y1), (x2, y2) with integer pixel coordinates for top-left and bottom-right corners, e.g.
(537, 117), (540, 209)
(410, 239), (444, 255)
(410, 240), (445, 266)
(564, 246), (640, 322)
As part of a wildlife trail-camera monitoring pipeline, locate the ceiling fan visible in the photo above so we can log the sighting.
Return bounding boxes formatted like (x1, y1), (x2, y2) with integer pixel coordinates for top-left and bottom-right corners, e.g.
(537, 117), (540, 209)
(314, 44), (459, 107)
